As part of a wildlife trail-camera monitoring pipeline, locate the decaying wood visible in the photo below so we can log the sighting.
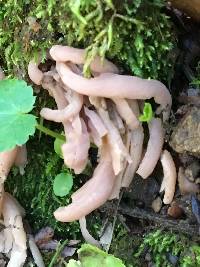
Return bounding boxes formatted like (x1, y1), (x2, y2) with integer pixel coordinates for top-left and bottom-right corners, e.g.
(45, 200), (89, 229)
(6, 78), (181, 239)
(119, 204), (199, 238)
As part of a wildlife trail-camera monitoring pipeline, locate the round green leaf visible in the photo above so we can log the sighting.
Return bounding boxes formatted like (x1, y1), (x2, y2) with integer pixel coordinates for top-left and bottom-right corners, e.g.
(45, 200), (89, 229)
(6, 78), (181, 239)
(0, 79), (36, 151)
(54, 137), (65, 159)
(53, 172), (73, 197)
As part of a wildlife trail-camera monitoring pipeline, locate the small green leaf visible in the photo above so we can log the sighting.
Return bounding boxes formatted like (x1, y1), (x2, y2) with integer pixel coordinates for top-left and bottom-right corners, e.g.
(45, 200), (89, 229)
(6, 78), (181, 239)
(78, 244), (126, 267)
(139, 102), (153, 122)
(0, 79), (36, 151)
(66, 244), (126, 267)
(53, 172), (73, 197)
(54, 137), (65, 159)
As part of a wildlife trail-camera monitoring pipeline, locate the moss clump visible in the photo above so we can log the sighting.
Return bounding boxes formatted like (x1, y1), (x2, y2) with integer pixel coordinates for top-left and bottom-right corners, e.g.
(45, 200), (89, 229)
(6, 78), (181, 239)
(181, 245), (200, 267)
(134, 230), (200, 267)
(110, 227), (200, 267)
(191, 61), (200, 88)
(0, 0), (175, 81)
(110, 223), (142, 267)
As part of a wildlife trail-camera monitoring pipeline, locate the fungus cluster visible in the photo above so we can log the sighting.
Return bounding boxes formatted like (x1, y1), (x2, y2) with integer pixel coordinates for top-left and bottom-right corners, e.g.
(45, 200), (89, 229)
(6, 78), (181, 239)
(28, 45), (177, 226)
(0, 44), (178, 260)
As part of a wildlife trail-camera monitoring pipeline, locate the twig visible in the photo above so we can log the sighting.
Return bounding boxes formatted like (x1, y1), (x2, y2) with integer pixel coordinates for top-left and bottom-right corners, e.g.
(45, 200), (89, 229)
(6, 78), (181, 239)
(36, 124), (65, 141)
(119, 204), (199, 238)
(106, 189), (124, 252)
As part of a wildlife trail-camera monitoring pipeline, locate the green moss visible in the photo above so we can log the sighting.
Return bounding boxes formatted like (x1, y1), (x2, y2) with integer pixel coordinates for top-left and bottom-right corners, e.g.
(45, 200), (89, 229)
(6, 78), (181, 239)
(110, 223), (142, 267)
(134, 230), (200, 267)
(110, 227), (200, 267)
(5, 134), (81, 238)
(191, 61), (200, 88)
(0, 0), (175, 82)
(181, 245), (200, 267)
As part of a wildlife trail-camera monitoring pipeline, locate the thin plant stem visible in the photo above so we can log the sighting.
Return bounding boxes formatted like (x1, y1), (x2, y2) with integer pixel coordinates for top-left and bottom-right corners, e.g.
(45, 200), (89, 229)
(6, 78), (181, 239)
(36, 124), (65, 141)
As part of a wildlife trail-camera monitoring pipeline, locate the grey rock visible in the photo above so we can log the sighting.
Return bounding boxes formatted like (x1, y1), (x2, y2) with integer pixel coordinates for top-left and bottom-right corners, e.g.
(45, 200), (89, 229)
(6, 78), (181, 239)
(170, 107), (200, 156)
(151, 197), (162, 213)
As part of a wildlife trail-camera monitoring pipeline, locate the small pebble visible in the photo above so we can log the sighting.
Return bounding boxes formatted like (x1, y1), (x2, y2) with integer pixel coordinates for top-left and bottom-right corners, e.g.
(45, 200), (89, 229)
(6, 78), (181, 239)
(167, 202), (184, 219)
(145, 252), (151, 261)
(167, 253), (179, 266)
(185, 168), (194, 182)
(151, 197), (162, 213)
(187, 88), (199, 97)
(135, 200), (145, 208)
(195, 178), (200, 184)
(178, 167), (199, 195)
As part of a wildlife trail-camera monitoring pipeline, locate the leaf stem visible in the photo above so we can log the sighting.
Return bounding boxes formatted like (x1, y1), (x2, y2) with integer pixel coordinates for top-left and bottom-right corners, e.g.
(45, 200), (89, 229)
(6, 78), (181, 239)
(36, 124), (65, 141)
(48, 239), (68, 267)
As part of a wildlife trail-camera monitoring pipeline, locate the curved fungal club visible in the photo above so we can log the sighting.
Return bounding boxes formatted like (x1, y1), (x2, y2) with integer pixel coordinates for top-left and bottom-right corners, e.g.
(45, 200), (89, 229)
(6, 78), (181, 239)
(28, 45), (177, 239)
